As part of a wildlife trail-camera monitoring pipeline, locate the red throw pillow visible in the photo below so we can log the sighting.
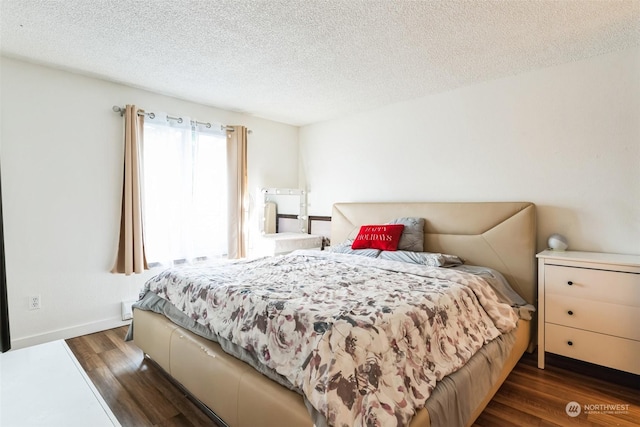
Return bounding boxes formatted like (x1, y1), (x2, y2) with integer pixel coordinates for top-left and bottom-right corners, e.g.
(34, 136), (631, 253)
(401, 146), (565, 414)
(351, 224), (405, 251)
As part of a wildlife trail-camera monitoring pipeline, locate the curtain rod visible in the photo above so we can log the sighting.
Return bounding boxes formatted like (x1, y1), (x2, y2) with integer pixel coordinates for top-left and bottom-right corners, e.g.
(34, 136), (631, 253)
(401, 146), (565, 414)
(112, 105), (240, 132)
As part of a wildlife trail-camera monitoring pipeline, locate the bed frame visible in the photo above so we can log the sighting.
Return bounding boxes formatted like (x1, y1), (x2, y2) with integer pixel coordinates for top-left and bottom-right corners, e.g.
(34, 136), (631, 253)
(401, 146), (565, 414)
(133, 201), (536, 427)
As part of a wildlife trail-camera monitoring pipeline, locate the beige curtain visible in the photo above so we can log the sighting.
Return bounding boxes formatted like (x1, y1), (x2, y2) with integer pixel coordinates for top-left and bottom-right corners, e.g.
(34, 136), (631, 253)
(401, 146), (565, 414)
(112, 105), (148, 274)
(226, 126), (248, 258)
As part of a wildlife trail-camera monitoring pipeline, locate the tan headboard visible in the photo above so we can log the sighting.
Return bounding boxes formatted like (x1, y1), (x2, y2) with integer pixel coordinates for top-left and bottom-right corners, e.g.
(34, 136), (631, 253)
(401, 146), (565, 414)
(331, 202), (537, 306)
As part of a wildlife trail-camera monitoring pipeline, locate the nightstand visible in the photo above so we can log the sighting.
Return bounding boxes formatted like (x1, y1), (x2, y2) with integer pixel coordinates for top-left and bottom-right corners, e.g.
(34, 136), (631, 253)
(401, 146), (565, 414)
(537, 250), (640, 374)
(253, 233), (323, 256)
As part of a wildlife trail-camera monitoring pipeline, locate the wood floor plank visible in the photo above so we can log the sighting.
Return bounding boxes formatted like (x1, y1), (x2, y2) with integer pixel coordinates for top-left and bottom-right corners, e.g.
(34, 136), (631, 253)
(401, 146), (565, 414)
(98, 347), (182, 425)
(85, 361), (154, 426)
(473, 352), (639, 427)
(104, 327), (145, 361)
(66, 334), (106, 372)
(154, 412), (197, 427)
(476, 399), (546, 426)
(83, 329), (119, 354)
(68, 327), (639, 427)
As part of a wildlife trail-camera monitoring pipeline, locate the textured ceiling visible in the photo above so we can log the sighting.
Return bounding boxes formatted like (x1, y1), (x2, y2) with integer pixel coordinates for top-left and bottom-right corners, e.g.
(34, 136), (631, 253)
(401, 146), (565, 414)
(1, 0), (639, 126)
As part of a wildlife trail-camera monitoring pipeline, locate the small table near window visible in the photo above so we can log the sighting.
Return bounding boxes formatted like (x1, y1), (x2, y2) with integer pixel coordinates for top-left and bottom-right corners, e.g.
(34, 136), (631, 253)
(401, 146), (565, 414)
(254, 233), (323, 256)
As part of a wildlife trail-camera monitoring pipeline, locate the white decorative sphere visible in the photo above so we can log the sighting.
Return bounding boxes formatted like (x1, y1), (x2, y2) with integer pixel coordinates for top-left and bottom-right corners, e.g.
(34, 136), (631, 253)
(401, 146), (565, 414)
(548, 233), (569, 251)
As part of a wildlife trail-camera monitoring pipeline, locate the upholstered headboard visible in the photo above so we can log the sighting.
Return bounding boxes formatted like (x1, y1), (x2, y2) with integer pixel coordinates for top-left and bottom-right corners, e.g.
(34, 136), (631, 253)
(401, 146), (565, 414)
(331, 202), (537, 307)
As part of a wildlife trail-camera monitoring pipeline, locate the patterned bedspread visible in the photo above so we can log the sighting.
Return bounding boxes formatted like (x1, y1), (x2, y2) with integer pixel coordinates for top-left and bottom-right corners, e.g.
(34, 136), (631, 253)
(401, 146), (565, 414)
(142, 250), (519, 427)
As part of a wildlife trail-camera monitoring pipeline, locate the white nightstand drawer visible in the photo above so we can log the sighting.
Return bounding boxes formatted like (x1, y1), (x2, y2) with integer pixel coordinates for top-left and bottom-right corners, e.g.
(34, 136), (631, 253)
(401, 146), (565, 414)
(545, 323), (640, 375)
(545, 265), (640, 306)
(546, 295), (640, 340)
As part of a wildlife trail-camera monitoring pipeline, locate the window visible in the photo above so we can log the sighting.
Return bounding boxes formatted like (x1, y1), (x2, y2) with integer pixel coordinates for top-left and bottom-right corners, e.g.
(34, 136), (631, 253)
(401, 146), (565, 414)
(142, 115), (228, 266)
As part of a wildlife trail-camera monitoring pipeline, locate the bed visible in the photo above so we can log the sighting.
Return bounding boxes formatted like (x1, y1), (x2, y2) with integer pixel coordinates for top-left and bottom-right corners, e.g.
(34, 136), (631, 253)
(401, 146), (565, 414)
(129, 201), (536, 427)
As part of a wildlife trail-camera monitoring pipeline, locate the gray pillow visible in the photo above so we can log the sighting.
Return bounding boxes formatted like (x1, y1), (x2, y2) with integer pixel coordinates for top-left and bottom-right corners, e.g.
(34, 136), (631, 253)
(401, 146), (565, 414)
(328, 240), (381, 257)
(388, 217), (425, 252)
(379, 250), (463, 267)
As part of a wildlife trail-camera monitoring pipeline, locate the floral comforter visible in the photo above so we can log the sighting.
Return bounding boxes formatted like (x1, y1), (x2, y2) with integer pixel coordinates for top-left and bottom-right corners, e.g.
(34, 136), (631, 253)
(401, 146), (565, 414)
(142, 250), (519, 427)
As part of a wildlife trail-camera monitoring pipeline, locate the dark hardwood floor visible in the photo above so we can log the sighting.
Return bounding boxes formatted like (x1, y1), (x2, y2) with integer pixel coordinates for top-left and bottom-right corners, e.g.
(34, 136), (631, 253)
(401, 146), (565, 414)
(66, 327), (639, 427)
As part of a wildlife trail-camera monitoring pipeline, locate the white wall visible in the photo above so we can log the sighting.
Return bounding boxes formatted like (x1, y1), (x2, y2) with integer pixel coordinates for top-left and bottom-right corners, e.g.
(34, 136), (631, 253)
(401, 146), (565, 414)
(0, 57), (299, 348)
(300, 47), (640, 255)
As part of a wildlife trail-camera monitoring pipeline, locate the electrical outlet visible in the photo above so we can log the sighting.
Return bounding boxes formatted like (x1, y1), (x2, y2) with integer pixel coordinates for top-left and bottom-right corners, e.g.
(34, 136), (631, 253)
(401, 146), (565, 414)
(29, 295), (41, 310)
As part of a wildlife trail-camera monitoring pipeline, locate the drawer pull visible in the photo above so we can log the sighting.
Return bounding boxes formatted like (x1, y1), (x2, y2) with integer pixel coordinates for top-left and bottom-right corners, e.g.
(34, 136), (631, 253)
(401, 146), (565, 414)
(567, 310), (574, 315)
(567, 341), (573, 346)
(567, 281), (573, 286)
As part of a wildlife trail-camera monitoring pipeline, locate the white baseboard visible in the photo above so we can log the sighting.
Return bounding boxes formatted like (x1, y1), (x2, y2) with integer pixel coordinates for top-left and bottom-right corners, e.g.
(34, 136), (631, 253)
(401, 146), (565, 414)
(11, 318), (132, 350)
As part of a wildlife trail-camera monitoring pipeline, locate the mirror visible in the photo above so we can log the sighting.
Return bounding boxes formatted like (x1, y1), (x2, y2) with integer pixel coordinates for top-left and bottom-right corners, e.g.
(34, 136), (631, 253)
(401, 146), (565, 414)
(261, 188), (307, 234)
